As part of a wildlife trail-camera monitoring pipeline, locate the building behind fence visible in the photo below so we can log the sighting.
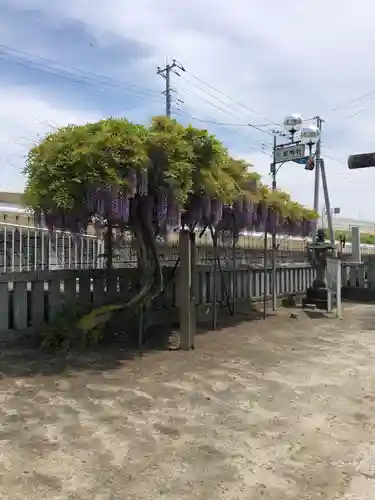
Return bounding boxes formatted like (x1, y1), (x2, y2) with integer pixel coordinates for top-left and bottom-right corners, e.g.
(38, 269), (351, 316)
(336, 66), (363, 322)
(0, 222), (105, 272)
(2, 219), (375, 274)
(0, 222), (315, 273)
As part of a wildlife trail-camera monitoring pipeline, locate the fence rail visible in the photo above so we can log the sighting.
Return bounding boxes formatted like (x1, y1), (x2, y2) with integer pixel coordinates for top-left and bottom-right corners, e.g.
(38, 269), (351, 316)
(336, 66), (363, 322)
(339, 261), (375, 302)
(0, 263), (314, 338)
(0, 222), (104, 272)
(1, 221), (370, 274)
(0, 221), (316, 273)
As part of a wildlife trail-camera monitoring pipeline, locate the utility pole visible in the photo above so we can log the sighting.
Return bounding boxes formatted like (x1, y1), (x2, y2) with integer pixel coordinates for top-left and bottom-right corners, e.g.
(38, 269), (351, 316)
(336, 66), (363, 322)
(311, 116), (334, 246)
(312, 116), (323, 241)
(157, 59), (185, 117)
(320, 159), (335, 247)
(271, 134), (277, 312)
(269, 129), (290, 313)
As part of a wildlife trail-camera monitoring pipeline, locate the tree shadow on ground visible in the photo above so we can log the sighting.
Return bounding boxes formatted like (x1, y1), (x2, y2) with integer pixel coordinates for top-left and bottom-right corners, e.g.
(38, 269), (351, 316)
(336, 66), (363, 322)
(195, 302), (264, 335)
(0, 304), (278, 380)
(0, 337), (139, 379)
(302, 310), (328, 320)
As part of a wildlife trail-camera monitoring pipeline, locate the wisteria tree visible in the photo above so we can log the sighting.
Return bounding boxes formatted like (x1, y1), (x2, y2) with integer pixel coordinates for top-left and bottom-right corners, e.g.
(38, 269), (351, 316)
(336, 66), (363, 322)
(24, 115), (318, 337)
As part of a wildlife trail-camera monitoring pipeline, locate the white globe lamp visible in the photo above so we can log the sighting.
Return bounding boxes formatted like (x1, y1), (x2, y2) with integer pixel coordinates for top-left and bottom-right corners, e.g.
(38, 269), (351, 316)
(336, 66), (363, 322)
(300, 125), (320, 145)
(283, 114), (303, 133)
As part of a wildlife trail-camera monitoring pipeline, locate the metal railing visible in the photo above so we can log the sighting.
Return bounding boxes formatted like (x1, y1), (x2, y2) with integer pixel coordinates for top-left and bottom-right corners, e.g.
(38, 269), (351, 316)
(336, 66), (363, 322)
(0, 219), (373, 273)
(0, 223), (311, 272)
(0, 222), (105, 272)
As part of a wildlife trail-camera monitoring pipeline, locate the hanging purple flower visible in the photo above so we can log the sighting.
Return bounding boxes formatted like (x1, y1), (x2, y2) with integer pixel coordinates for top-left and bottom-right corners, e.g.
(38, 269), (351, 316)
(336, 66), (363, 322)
(166, 196), (181, 231)
(137, 170), (148, 196)
(253, 202), (268, 230)
(200, 196), (211, 222)
(155, 193), (168, 227)
(242, 198), (255, 228)
(210, 199), (223, 225)
(267, 209), (280, 233)
(117, 195), (130, 223)
(125, 170), (137, 197)
(301, 220), (312, 237)
(182, 194), (203, 227)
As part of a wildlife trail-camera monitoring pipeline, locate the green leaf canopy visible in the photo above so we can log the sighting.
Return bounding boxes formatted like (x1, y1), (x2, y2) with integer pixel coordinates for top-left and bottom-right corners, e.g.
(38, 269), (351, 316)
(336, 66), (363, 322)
(24, 115), (318, 229)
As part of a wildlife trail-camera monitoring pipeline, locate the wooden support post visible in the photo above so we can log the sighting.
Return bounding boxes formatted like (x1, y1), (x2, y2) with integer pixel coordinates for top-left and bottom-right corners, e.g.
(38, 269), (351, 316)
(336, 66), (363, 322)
(232, 214), (237, 315)
(211, 229), (218, 331)
(105, 218), (113, 271)
(190, 231), (196, 349)
(178, 229), (193, 350)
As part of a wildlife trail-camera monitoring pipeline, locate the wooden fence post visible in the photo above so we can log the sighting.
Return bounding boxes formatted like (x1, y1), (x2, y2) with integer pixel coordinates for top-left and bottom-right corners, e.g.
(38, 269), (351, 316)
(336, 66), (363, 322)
(190, 231), (196, 349)
(178, 230), (194, 350)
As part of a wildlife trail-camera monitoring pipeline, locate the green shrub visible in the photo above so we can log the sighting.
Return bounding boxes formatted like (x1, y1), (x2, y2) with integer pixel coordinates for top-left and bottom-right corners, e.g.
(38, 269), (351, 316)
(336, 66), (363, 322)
(334, 230), (375, 245)
(38, 303), (104, 350)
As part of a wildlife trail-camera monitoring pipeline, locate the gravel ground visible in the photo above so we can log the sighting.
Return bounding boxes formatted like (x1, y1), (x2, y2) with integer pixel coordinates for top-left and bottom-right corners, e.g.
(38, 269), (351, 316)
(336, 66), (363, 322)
(1, 303), (375, 499)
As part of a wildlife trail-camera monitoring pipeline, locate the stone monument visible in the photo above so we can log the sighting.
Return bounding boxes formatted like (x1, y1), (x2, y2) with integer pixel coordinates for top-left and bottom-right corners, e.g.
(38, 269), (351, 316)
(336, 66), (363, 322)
(304, 228), (336, 309)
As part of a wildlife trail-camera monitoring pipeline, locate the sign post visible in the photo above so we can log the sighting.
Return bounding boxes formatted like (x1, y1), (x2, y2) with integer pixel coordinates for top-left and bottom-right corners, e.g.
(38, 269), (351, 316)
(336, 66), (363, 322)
(275, 143), (306, 164)
(326, 257), (342, 318)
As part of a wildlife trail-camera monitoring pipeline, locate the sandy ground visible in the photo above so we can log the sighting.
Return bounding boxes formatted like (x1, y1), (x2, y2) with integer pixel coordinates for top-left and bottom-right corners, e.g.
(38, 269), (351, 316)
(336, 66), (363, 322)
(1, 304), (375, 499)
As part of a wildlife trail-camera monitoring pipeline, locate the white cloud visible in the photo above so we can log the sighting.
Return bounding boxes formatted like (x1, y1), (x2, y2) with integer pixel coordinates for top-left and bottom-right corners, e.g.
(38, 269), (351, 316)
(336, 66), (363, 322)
(0, 85), (100, 191)
(3, 0), (375, 220)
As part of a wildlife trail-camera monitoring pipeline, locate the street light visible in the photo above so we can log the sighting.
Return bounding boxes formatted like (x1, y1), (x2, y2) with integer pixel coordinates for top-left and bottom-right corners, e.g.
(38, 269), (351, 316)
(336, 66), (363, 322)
(300, 125), (320, 154)
(283, 114), (303, 142)
(272, 114), (335, 309)
(267, 114), (307, 315)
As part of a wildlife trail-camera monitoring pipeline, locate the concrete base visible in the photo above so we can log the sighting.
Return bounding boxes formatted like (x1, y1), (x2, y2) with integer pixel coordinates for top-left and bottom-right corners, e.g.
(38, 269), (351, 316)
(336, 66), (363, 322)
(303, 286), (331, 311)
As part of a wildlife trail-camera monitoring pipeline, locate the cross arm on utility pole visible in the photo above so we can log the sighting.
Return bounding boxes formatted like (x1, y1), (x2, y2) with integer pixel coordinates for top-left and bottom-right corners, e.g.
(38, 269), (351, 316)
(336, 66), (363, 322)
(157, 59), (186, 117)
(157, 59), (185, 78)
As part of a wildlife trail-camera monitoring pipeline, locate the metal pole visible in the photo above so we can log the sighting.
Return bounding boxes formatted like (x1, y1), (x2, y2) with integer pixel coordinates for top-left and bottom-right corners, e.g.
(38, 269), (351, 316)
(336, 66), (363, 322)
(271, 134), (277, 312)
(165, 64), (171, 117)
(157, 59), (185, 118)
(312, 117), (322, 241)
(263, 224), (268, 320)
(320, 159), (335, 247)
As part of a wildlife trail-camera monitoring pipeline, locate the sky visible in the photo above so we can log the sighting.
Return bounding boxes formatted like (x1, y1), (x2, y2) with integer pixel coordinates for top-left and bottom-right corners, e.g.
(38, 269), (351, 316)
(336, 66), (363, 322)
(1, 0), (375, 219)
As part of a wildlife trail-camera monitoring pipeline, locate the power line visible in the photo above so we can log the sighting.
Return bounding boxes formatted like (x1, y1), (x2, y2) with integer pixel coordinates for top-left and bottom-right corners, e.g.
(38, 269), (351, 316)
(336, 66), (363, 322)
(0, 53), (164, 106)
(181, 117), (274, 127)
(158, 63), (279, 134)
(341, 107), (375, 120)
(173, 72), (322, 139)
(326, 85), (375, 127)
(330, 89), (375, 114)
(176, 82), (249, 121)
(175, 81), (274, 136)
(179, 73), (278, 134)
(186, 70), (279, 127)
(0, 43), (161, 97)
(174, 108), (275, 159)
(179, 73), (261, 122)
(315, 151), (375, 189)
(0, 48), (165, 106)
